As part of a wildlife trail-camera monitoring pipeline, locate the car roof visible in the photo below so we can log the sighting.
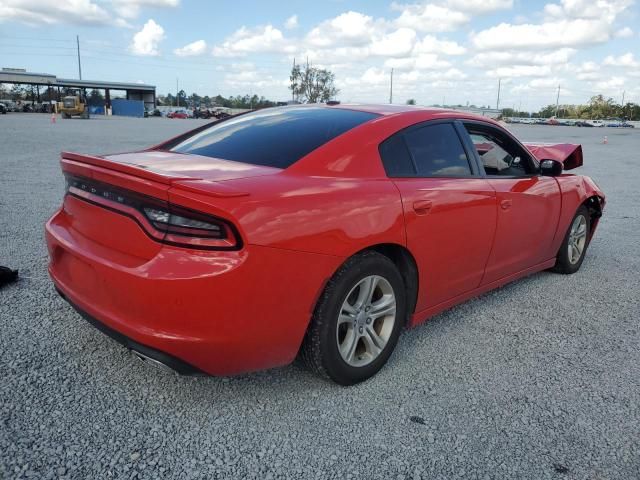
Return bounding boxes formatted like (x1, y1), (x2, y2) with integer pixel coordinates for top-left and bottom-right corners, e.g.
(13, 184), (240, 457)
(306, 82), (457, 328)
(308, 103), (501, 126)
(330, 103), (448, 115)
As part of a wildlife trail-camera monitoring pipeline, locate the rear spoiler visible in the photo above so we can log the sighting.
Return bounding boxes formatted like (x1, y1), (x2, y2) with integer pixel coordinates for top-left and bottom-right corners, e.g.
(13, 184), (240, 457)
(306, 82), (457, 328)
(61, 151), (185, 185)
(60, 152), (249, 198)
(523, 143), (583, 170)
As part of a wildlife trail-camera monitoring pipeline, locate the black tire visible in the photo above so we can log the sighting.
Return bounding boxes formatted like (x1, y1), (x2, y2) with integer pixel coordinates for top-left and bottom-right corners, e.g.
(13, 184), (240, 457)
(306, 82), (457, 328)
(62, 113), (70, 119)
(552, 205), (590, 274)
(300, 251), (406, 385)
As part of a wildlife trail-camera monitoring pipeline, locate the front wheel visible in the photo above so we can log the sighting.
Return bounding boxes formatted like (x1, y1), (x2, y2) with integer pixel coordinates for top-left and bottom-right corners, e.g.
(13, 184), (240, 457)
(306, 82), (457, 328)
(552, 205), (590, 274)
(300, 251), (406, 385)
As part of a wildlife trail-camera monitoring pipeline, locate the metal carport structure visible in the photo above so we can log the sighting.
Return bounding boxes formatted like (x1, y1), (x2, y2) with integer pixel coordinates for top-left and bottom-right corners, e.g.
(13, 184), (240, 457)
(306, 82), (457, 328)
(0, 68), (156, 110)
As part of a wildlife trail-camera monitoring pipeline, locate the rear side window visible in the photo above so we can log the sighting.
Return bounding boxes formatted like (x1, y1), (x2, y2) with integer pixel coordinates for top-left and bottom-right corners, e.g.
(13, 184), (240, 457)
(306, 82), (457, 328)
(169, 106), (378, 169)
(379, 135), (414, 177)
(379, 122), (472, 177)
(404, 123), (471, 176)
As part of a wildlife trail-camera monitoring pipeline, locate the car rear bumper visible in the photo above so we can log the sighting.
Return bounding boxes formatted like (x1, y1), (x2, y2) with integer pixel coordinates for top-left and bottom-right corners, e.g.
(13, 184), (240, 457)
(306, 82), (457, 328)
(46, 206), (341, 376)
(56, 287), (204, 375)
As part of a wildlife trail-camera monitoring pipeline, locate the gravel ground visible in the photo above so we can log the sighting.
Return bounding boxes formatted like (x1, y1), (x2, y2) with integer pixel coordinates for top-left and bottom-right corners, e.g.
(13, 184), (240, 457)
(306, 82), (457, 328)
(1, 114), (639, 480)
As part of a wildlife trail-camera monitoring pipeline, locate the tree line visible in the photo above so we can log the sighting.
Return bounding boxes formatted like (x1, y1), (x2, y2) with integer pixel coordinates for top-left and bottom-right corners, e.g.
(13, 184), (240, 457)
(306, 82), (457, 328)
(157, 91), (279, 109)
(503, 95), (639, 120)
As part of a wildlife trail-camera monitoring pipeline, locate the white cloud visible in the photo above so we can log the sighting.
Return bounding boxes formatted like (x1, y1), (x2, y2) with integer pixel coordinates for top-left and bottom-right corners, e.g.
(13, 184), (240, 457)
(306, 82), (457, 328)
(129, 19), (165, 56)
(473, 19), (613, 50)
(306, 11), (378, 47)
(604, 52), (640, 68)
(370, 28), (416, 56)
(576, 71), (601, 81)
(393, 3), (469, 32)
(577, 61), (600, 73)
(112, 0), (180, 19)
(285, 14), (298, 29)
(472, 0), (632, 50)
(467, 48), (576, 67)
(529, 77), (561, 88)
(544, 0), (632, 20)
(615, 26), (634, 38)
(301, 46), (370, 65)
(212, 25), (292, 57)
(445, 0), (513, 14)
(384, 53), (451, 70)
(594, 76), (626, 90)
(413, 35), (466, 55)
(223, 64), (287, 90)
(486, 65), (552, 78)
(0, 0), (111, 25)
(173, 39), (207, 57)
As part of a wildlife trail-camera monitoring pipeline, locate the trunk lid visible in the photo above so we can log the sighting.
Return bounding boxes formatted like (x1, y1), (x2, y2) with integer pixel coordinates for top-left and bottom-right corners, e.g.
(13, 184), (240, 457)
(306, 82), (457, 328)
(61, 150), (280, 185)
(104, 150), (281, 182)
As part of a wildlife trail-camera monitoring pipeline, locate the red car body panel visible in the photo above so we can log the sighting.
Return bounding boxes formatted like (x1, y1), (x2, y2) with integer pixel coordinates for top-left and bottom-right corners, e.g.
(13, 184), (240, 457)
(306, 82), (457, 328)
(524, 143), (584, 170)
(45, 105), (605, 376)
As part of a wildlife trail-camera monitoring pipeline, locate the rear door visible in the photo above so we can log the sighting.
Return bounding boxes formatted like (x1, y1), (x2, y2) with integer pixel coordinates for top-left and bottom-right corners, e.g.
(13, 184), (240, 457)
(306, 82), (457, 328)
(461, 121), (561, 284)
(379, 120), (497, 311)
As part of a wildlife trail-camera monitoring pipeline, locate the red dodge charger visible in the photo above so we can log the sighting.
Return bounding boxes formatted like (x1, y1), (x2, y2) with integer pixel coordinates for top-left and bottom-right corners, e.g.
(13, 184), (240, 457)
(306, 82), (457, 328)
(46, 105), (605, 385)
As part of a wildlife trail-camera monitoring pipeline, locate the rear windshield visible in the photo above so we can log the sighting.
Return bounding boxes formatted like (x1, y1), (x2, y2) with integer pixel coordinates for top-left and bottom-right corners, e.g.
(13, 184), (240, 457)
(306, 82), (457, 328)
(169, 106), (378, 169)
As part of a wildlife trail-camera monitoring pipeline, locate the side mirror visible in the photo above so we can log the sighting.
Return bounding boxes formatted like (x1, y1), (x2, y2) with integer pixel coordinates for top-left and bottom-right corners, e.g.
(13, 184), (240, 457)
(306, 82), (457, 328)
(540, 159), (563, 176)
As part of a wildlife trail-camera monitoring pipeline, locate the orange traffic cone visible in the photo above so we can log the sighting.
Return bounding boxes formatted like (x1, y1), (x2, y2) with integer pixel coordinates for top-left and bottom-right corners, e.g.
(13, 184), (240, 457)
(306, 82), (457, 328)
(50, 113), (56, 124)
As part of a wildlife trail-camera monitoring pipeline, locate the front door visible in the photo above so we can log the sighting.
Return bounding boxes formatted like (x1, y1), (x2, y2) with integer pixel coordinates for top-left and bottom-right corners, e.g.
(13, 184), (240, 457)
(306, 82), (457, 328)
(461, 122), (561, 284)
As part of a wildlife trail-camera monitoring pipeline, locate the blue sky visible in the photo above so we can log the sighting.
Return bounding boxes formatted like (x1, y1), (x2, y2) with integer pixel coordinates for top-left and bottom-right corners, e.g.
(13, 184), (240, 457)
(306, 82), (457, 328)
(1, 0), (638, 110)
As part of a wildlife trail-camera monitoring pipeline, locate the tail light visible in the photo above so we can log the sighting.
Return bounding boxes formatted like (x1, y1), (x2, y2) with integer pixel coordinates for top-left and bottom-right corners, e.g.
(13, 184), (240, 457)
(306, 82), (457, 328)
(65, 175), (241, 250)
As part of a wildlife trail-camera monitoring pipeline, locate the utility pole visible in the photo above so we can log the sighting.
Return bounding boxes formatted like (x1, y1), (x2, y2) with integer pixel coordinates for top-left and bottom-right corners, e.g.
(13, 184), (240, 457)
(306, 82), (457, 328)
(389, 68), (394, 104)
(76, 35), (82, 80)
(555, 84), (560, 117)
(291, 57), (296, 102)
(176, 78), (179, 107)
(496, 78), (501, 111)
(621, 90), (625, 106)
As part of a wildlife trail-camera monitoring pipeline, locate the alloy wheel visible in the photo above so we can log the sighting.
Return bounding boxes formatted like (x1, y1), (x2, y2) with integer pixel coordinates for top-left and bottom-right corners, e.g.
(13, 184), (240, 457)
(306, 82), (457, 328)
(336, 275), (397, 367)
(568, 214), (588, 264)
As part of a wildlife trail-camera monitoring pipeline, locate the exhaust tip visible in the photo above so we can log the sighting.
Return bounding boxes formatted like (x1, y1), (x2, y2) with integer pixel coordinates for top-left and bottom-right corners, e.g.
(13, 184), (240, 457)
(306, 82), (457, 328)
(131, 349), (176, 373)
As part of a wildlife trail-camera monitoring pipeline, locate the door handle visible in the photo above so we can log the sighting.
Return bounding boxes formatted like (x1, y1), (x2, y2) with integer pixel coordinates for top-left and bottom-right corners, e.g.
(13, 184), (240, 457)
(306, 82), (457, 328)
(413, 200), (433, 215)
(500, 199), (512, 210)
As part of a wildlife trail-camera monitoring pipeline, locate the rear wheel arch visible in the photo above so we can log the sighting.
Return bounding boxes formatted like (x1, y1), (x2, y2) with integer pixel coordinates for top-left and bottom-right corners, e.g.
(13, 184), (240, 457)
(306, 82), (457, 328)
(351, 243), (419, 323)
(296, 243), (418, 372)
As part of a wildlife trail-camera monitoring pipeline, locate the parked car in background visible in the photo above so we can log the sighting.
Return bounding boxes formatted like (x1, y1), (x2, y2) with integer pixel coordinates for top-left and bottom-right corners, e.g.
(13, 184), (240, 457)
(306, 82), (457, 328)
(46, 105), (605, 385)
(167, 110), (189, 119)
(0, 103), (6, 114)
(144, 108), (162, 118)
(576, 121), (593, 127)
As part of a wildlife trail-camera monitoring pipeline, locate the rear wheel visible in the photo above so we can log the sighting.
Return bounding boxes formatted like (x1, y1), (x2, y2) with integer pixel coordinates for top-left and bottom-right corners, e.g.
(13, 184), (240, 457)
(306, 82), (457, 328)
(62, 113), (70, 119)
(301, 251), (406, 385)
(552, 205), (590, 274)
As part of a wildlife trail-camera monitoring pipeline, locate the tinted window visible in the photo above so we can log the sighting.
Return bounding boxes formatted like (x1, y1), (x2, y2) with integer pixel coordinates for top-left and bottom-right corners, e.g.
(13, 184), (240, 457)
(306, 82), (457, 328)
(379, 134), (415, 177)
(170, 106), (378, 169)
(404, 123), (471, 176)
